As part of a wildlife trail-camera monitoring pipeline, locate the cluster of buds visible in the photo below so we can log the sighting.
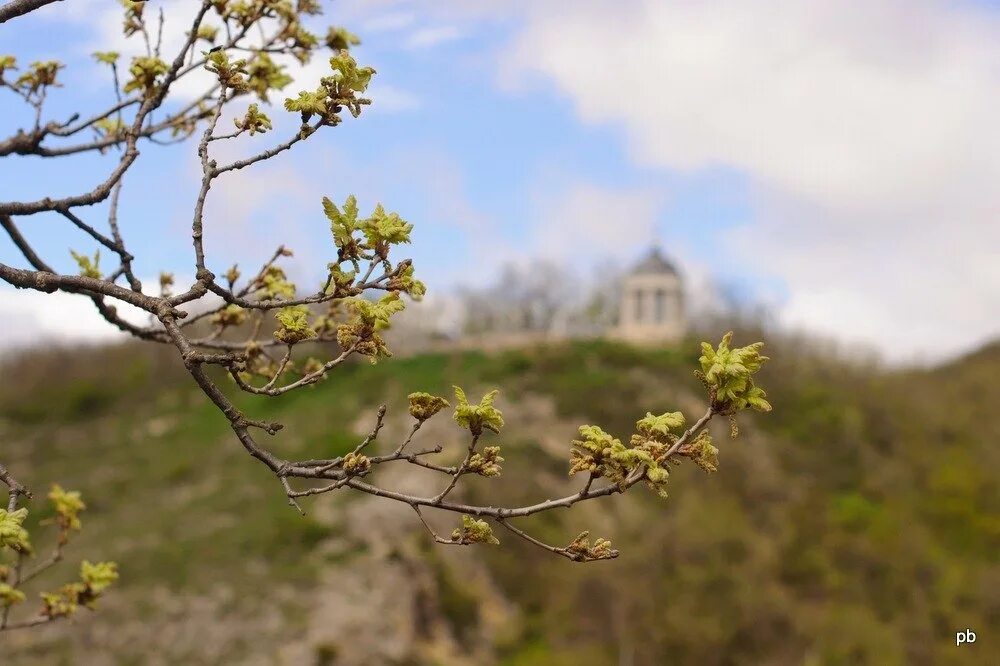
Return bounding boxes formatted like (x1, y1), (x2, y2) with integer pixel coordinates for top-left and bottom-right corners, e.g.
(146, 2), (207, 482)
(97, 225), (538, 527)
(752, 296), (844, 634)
(123, 56), (169, 96)
(407, 392), (451, 422)
(451, 515), (499, 546)
(0, 487), (118, 619)
(565, 531), (619, 562)
(41, 561), (119, 619)
(341, 452), (371, 476)
(677, 430), (719, 474)
(468, 446), (504, 478)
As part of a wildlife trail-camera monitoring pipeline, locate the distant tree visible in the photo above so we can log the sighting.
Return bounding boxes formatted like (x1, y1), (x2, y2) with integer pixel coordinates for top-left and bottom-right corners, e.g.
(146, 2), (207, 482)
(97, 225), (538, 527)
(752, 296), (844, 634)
(459, 260), (618, 337)
(460, 262), (575, 335)
(0, 0), (771, 634)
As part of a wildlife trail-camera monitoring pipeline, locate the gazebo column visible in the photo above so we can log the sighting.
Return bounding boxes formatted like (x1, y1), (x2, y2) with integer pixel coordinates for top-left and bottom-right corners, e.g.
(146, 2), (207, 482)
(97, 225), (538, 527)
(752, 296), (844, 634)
(632, 287), (644, 323)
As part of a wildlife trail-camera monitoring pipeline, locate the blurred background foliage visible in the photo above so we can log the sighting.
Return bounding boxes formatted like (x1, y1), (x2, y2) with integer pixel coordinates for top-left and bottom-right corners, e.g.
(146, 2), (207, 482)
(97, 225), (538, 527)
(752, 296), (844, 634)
(0, 328), (996, 664)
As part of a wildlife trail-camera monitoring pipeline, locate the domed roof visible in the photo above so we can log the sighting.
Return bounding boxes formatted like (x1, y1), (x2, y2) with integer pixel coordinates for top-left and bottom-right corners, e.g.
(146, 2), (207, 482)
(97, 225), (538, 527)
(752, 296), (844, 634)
(631, 247), (678, 276)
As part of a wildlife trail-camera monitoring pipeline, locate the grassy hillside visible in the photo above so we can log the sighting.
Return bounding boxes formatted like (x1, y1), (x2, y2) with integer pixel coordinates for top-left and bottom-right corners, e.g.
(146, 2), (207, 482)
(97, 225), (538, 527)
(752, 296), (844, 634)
(0, 335), (996, 664)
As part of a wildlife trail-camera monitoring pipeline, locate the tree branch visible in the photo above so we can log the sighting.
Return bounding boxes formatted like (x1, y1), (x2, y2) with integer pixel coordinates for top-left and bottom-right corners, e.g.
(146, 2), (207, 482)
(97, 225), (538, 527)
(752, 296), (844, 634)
(0, 0), (63, 24)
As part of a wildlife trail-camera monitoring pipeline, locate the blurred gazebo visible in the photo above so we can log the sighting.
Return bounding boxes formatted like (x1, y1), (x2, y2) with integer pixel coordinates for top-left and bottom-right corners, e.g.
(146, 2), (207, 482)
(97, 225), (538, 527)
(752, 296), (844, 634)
(613, 247), (685, 344)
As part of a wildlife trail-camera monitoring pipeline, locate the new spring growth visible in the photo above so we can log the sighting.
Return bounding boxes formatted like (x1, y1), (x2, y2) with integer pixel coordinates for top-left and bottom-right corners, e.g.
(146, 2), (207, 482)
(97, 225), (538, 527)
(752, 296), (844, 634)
(121, 0), (144, 37)
(92, 51), (120, 66)
(282, 50), (374, 131)
(70, 249), (101, 279)
(407, 392), (450, 422)
(341, 453), (371, 476)
(245, 53), (292, 103)
(80, 561), (118, 594)
(159, 272), (175, 297)
(571, 424), (676, 495)
(323, 195), (414, 263)
(235, 104), (272, 135)
(0, 583), (25, 608)
(452, 387), (504, 436)
(257, 266), (295, 300)
(123, 56), (168, 96)
(211, 304), (247, 328)
(325, 27), (361, 51)
(48, 484), (86, 532)
(452, 515), (499, 546)
(324, 195), (361, 258)
(0, 55), (17, 79)
(15, 60), (63, 95)
(678, 430), (719, 474)
(41, 560), (119, 618)
(0, 507), (31, 554)
(1, 484), (117, 621)
(468, 446), (504, 478)
(204, 49), (248, 91)
(323, 50), (374, 102)
(193, 25), (218, 44)
(337, 294), (406, 363)
(301, 358), (325, 377)
(697, 331), (771, 416)
(566, 531), (619, 561)
(273, 305), (317, 344)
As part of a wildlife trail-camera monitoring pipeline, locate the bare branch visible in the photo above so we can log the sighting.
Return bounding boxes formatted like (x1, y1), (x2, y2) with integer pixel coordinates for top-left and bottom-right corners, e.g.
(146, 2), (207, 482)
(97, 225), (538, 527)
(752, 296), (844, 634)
(0, 460), (31, 512)
(0, 0), (63, 24)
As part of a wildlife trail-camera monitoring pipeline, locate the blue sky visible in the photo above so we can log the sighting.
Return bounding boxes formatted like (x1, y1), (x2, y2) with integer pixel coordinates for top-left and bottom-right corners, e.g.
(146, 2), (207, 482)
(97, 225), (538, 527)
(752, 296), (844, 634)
(2, 0), (999, 362)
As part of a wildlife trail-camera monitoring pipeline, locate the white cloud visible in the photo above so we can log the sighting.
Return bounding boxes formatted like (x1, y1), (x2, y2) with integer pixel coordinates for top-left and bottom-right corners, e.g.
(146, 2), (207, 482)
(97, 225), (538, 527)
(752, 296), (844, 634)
(405, 25), (462, 49)
(0, 288), (130, 352)
(503, 0), (1000, 361)
(361, 11), (417, 33)
(0, 270), (224, 354)
(531, 183), (662, 264)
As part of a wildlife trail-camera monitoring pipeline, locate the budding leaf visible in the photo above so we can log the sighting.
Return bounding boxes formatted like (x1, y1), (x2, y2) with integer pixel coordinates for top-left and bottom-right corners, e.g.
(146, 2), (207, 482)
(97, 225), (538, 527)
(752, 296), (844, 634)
(92, 51), (120, 65)
(324, 50), (375, 98)
(211, 304), (247, 328)
(0, 583), (25, 607)
(16, 60), (63, 94)
(635, 411), (685, 441)
(204, 49), (248, 90)
(698, 332), (771, 416)
(0, 55), (17, 78)
(123, 56), (169, 95)
(274, 305), (318, 344)
(234, 103), (272, 135)
(80, 560), (118, 594)
(387, 263), (426, 300)
(246, 51), (292, 102)
(0, 507), (31, 553)
(362, 203), (412, 247)
(452, 387), (504, 436)
(70, 249), (101, 279)
(283, 87), (328, 117)
(323, 195), (360, 249)
(194, 25), (219, 43)
(325, 26), (361, 51)
(49, 484), (86, 531)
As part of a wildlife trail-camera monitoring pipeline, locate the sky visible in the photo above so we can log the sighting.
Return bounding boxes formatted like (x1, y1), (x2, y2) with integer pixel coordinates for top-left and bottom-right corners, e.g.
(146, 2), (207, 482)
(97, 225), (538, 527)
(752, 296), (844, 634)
(1, 0), (998, 363)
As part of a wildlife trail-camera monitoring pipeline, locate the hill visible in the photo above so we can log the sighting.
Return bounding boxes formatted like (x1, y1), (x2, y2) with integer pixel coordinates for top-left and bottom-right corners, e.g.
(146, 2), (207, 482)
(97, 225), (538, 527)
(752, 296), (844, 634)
(0, 335), (997, 664)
